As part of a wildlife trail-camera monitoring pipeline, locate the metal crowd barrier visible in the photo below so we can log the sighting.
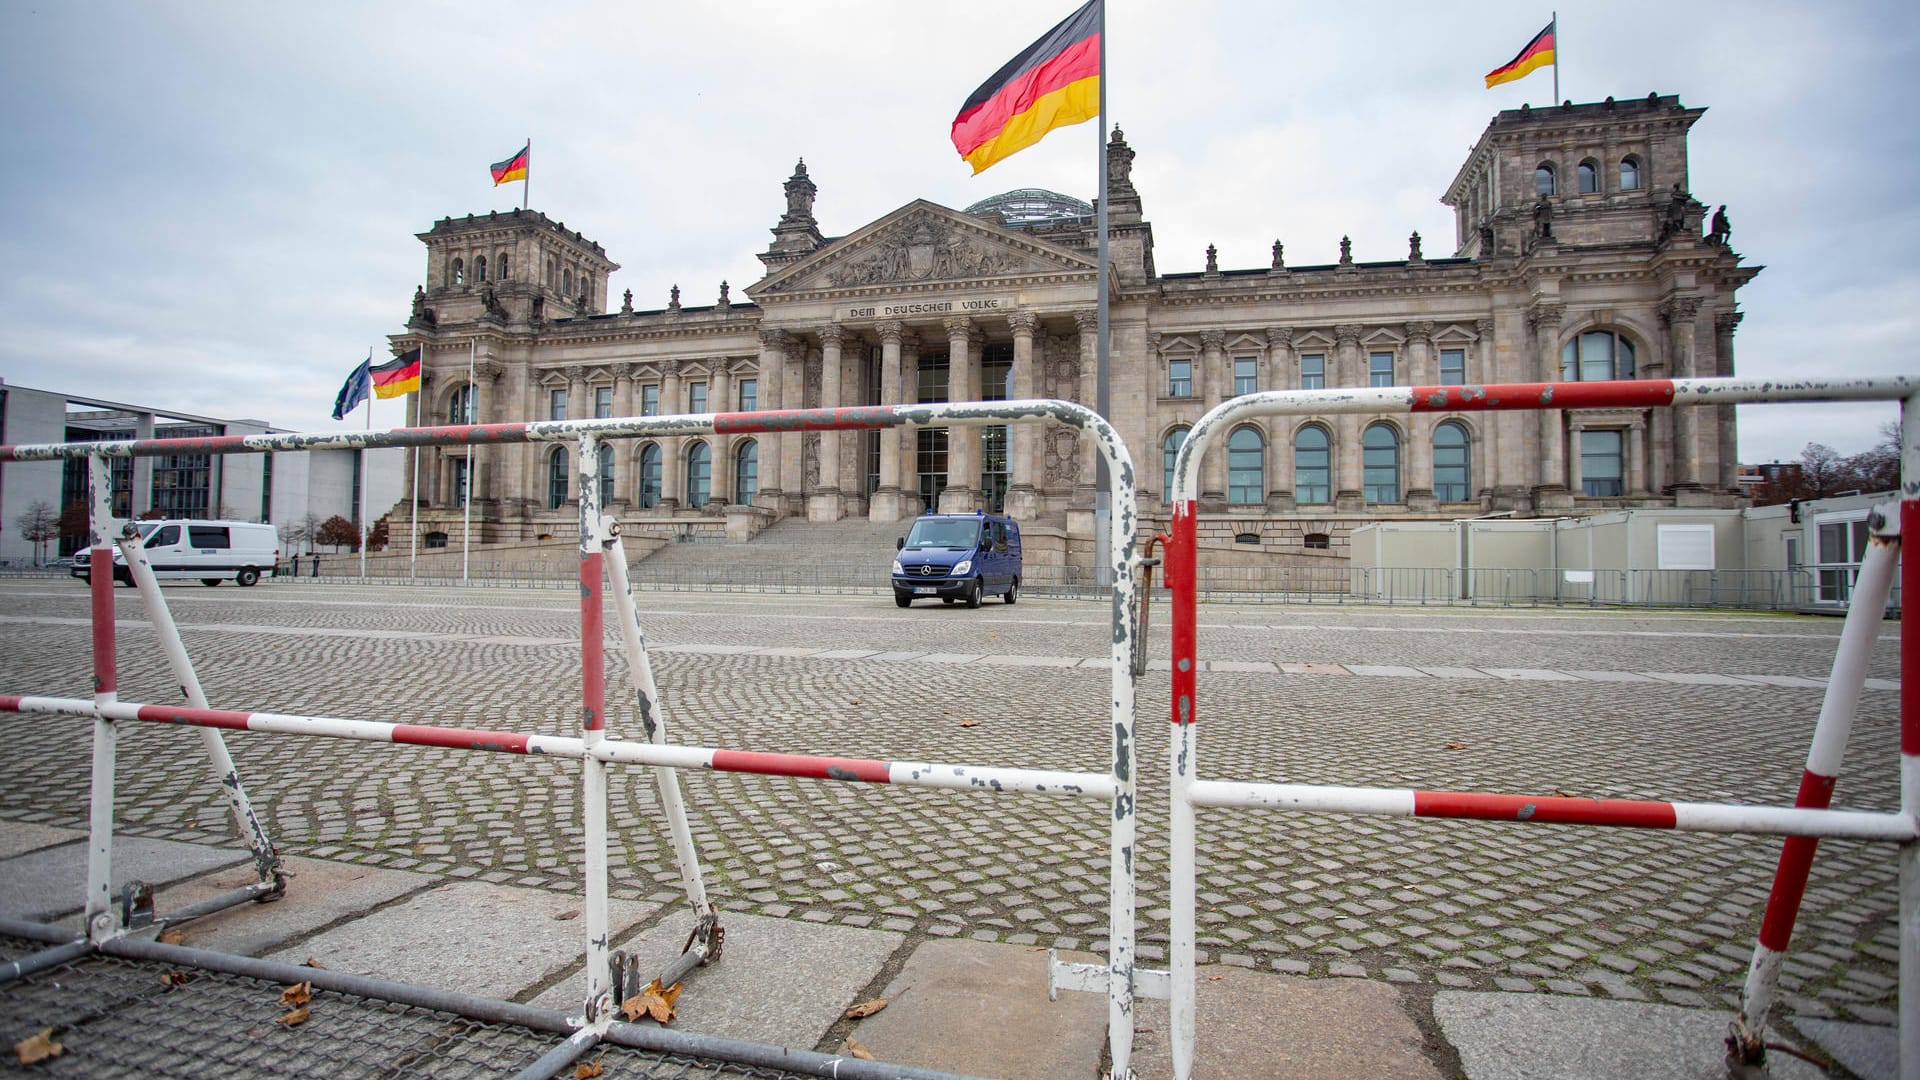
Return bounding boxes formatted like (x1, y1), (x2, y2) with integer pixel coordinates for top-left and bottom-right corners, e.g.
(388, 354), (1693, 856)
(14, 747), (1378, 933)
(0, 399), (1147, 1079)
(1164, 375), (1919, 1080)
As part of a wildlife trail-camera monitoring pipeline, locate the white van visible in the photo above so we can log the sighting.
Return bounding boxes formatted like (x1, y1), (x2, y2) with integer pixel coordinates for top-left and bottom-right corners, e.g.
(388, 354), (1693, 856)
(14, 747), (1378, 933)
(72, 519), (281, 587)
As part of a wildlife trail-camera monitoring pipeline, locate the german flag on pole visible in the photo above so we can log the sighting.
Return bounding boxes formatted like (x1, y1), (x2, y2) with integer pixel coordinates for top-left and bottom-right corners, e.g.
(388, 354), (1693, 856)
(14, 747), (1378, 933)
(370, 347), (422, 399)
(1485, 20), (1555, 88)
(951, 0), (1101, 174)
(489, 143), (529, 186)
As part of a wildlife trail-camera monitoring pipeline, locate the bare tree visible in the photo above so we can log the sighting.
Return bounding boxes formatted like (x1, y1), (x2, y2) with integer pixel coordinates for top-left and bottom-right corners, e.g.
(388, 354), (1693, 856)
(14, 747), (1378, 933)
(14, 501), (59, 566)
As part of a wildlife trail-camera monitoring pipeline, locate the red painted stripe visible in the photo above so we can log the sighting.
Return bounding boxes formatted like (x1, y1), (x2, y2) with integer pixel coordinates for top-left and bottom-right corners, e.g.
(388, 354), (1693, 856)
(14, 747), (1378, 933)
(1409, 380), (1678, 413)
(133, 704), (252, 730)
(953, 34), (1101, 159)
(1905, 497), (1919, 756)
(1758, 836), (1819, 951)
(1788, 767), (1838, 810)
(1170, 502), (1199, 725)
(953, 0), (1100, 117)
(1486, 24), (1554, 80)
(710, 749), (891, 783)
(90, 547), (115, 696)
(391, 724), (533, 754)
(712, 406), (907, 435)
(1412, 791), (1678, 828)
(129, 435), (253, 456)
(581, 552), (605, 732)
(0, 695), (22, 711)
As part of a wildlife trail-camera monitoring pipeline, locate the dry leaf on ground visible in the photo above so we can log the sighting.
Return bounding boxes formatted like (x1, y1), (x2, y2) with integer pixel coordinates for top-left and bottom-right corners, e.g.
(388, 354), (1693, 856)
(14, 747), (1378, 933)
(553, 909), (581, 921)
(159, 972), (191, 988)
(619, 979), (682, 1025)
(280, 982), (312, 1007)
(13, 1029), (61, 1066)
(959, 719), (979, 727)
(276, 1007), (310, 1027)
(301, 958), (326, 969)
(573, 1055), (605, 1079)
(1444, 743), (1466, 750)
(157, 929), (186, 945)
(843, 997), (889, 1019)
(845, 1036), (875, 1061)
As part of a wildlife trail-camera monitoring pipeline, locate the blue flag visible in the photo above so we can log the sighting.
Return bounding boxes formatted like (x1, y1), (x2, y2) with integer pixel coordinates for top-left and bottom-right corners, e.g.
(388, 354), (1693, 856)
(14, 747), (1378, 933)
(332, 359), (372, 420)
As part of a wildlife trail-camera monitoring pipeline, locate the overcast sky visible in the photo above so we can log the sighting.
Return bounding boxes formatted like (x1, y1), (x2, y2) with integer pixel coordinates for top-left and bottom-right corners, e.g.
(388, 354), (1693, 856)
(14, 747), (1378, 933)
(1, 0), (1914, 463)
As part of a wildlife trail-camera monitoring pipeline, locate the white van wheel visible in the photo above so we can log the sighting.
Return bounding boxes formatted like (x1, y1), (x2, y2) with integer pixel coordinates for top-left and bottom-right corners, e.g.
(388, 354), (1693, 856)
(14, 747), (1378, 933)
(236, 567), (260, 587)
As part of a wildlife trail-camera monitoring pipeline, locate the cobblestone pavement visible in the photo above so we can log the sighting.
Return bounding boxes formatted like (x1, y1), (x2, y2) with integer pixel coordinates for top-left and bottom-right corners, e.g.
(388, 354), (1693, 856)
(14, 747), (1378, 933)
(0, 580), (1902, 1029)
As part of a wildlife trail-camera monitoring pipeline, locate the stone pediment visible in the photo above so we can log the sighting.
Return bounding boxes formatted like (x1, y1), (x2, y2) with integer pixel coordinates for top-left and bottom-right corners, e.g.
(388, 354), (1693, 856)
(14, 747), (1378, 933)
(750, 200), (1096, 298)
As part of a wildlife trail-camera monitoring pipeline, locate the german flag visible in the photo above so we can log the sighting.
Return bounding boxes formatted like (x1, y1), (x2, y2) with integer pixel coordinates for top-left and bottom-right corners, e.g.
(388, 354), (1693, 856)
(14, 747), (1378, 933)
(951, 0), (1101, 175)
(489, 143), (529, 186)
(370, 347), (421, 399)
(1485, 20), (1555, 88)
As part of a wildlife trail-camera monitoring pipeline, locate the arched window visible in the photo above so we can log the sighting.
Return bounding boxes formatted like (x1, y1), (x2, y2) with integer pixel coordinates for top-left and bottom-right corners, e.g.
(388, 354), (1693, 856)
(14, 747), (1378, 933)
(1363, 423), (1400, 504)
(1619, 156), (1642, 191)
(451, 257), (465, 286)
(447, 384), (473, 425)
(1294, 425), (1330, 505)
(1227, 426), (1264, 505)
(597, 443), (614, 508)
(498, 250), (510, 280)
(547, 448), (568, 509)
(474, 255), (487, 282)
(1303, 532), (1330, 550)
(638, 444), (661, 508)
(734, 440), (759, 504)
(1161, 427), (1188, 504)
(1534, 163), (1556, 197)
(1577, 160), (1599, 194)
(1433, 421), (1471, 502)
(1560, 330), (1637, 381)
(685, 441), (711, 507)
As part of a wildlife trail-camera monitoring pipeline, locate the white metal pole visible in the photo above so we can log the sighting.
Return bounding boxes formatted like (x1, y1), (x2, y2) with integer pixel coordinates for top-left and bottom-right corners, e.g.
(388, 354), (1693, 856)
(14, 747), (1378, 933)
(463, 338), (475, 582)
(1092, 3), (1111, 590)
(576, 434), (612, 1022)
(360, 348), (371, 581)
(1552, 11), (1560, 104)
(1897, 391), (1918, 1080)
(409, 378), (419, 580)
(83, 452), (119, 944)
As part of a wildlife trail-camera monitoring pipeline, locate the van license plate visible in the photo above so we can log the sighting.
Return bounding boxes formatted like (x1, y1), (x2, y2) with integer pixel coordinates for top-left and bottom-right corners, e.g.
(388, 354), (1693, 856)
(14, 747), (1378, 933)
(914, 586), (940, 594)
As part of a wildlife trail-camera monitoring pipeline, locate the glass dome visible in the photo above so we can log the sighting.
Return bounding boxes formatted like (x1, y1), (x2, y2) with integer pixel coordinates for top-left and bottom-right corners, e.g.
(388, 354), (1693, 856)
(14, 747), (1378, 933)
(965, 188), (1094, 229)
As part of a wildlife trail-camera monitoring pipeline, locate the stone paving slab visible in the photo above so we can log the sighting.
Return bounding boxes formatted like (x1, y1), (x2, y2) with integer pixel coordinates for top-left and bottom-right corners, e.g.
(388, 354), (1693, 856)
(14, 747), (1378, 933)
(1742, 674), (1831, 688)
(974, 654), (1083, 668)
(0, 837), (250, 922)
(1793, 1017), (1898, 1080)
(1129, 966), (1442, 1079)
(152, 856), (435, 957)
(1564, 669), (1661, 683)
(1348, 665), (1428, 678)
(532, 909), (902, 1050)
(1643, 671), (1757, 686)
(846, 939), (1108, 1079)
(0, 821), (83, 860)
(1433, 992), (1826, 1080)
(1483, 668), (1578, 681)
(266, 881), (657, 1001)
(1419, 666), (1491, 679)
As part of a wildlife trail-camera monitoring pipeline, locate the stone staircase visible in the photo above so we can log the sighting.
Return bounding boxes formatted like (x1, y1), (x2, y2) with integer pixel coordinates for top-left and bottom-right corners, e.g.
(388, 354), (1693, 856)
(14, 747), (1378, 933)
(630, 516), (910, 590)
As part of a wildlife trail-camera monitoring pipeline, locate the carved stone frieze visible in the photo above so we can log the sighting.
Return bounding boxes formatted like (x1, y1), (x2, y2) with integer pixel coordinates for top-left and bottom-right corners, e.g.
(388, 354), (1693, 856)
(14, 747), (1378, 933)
(1403, 321), (1435, 346)
(822, 218), (1026, 288)
(1334, 324), (1362, 347)
(1044, 429), (1083, 483)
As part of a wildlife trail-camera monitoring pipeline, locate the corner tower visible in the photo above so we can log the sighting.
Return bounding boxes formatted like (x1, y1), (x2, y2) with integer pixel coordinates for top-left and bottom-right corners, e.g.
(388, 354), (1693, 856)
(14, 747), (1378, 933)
(413, 210), (619, 329)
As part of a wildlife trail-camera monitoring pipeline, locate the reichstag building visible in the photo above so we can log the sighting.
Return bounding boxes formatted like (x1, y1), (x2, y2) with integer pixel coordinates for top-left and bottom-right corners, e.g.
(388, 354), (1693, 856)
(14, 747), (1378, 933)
(396, 94), (1754, 565)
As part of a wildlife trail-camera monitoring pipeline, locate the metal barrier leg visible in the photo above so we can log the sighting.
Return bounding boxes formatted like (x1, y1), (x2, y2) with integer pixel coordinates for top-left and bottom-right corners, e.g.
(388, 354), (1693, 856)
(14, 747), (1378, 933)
(577, 435), (614, 1025)
(1899, 395), (1918, 1080)
(83, 452), (118, 944)
(114, 531), (284, 892)
(1168, 500), (1200, 1080)
(603, 522), (721, 972)
(1728, 528), (1899, 1072)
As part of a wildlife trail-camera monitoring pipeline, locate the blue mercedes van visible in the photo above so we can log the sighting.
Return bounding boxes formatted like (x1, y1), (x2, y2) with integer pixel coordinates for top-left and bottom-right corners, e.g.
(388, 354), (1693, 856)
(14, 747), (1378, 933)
(892, 510), (1022, 608)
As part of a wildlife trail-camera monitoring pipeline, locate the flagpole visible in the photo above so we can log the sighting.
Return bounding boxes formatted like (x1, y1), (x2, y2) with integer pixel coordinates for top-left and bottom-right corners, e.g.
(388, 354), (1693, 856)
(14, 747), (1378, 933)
(408, 369), (418, 581)
(1552, 11), (1560, 103)
(359, 348), (372, 581)
(463, 338), (475, 582)
(1093, 0), (1111, 590)
(523, 137), (530, 211)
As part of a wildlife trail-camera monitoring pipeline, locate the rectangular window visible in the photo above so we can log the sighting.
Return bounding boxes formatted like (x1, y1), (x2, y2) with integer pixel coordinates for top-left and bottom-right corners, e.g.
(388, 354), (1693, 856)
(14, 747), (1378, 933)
(549, 388), (567, 421)
(594, 387), (612, 419)
(187, 525), (230, 549)
(1369, 351), (1394, 388)
(1580, 429), (1624, 496)
(1300, 354), (1325, 390)
(641, 385), (659, 416)
(1233, 356), (1257, 396)
(453, 457), (468, 508)
(689, 382), (708, 413)
(1440, 349), (1466, 386)
(1168, 358), (1193, 398)
(737, 378), (757, 412)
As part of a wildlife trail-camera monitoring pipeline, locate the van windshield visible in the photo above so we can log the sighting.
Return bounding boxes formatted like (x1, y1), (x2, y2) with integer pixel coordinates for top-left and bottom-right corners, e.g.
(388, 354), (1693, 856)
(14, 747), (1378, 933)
(902, 520), (980, 550)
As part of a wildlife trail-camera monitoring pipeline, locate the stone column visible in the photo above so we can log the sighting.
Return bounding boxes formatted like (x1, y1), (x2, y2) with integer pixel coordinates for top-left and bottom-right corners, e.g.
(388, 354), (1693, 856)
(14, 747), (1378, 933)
(1714, 311), (1743, 492)
(756, 330), (786, 510)
(1074, 311), (1099, 509)
(660, 360), (684, 510)
(939, 317), (980, 511)
(1567, 418), (1586, 496)
(870, 321), (907, 521)
(1006, 311), (1040, 520)
(1528, 304), (1570, 508)
(1662, 296), (1705, 493)
(1333, 324), (1363, 509)
(1404, 321), (1435, 387)
(1628, 419), (1648, 496)
(780, 335), (806, 515)
(900, 335), (922, 511)
(472, 360), (501, 507)
(1266, 327), (1292, 508)
(1198, 330), (1228, 509)
(811, 326), (846, 522)
(710, 363), (734, 505)
(1402, 323), (1435, 508)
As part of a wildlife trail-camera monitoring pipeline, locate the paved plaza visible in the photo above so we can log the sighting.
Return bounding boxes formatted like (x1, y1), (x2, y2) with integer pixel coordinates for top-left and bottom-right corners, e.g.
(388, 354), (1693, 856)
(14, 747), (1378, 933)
(0, 578), (1904, 1076)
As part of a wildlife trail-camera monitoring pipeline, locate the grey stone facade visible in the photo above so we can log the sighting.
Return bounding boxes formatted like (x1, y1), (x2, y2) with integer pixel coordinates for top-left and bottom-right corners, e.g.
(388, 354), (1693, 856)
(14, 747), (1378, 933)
(395, 95), (1755, 562)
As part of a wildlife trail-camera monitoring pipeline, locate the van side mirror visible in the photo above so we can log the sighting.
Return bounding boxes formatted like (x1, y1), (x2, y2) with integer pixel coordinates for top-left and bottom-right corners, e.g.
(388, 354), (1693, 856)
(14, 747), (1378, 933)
(896, 537), (905, 550)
